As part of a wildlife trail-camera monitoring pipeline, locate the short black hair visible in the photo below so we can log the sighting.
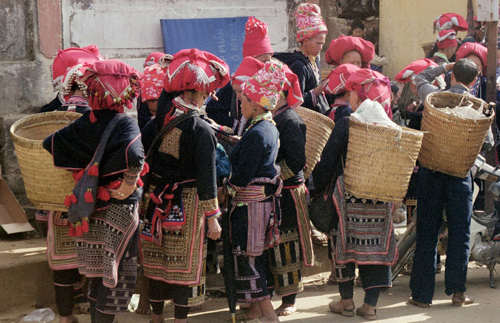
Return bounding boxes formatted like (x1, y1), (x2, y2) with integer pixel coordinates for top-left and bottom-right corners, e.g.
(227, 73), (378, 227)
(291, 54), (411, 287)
(453, 58), (479, 85)
(351, 19), (365, 30)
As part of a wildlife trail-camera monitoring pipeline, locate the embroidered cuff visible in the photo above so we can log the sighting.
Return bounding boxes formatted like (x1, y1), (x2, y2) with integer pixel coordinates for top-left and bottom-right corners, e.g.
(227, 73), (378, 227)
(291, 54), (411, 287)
(279, 160), (295, 180)
(200, 198), (221, 218)
(310, 89), (318, 107)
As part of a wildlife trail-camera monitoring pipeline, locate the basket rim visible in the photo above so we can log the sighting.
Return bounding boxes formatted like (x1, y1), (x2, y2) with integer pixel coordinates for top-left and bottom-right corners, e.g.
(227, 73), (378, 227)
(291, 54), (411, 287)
(10, 111), (80, 145)
(424, 92), (495, 123)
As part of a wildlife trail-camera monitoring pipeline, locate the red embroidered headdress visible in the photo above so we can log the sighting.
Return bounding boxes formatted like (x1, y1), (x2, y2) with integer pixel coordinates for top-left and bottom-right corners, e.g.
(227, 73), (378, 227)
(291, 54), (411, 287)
(295, 2), (328, 42)
(345, 69), (392, 118)
(241, 61), (287, 111)
(164, 48), (230, 93)
(81, 59), (141, 122)
(243, 17), (274, 58)
(324, 63), (362, 95)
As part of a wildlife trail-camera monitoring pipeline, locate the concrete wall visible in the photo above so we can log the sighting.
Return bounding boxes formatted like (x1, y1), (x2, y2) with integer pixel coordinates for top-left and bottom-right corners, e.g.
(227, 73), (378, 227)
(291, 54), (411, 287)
(61, 0), (290, 71)
(379, 0), (476, 78)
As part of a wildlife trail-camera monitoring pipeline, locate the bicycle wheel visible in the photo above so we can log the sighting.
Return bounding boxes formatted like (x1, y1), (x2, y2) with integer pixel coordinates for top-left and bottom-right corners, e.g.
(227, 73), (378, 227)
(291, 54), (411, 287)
(391, 229), (417, 282)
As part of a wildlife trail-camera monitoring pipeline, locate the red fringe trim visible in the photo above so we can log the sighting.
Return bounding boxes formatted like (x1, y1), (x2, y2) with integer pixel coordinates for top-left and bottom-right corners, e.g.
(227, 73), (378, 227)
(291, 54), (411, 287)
(84, 189), (94, 203)
(88, 163), (99, 176)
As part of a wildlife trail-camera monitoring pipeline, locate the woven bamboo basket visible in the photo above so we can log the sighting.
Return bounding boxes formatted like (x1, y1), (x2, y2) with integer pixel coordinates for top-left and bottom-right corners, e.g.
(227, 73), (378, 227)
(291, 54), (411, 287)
(419, 92), (495, 178)
(295, 107), (335, 179)
(344, 118), (423, 202)
(10, 112), (80, 211)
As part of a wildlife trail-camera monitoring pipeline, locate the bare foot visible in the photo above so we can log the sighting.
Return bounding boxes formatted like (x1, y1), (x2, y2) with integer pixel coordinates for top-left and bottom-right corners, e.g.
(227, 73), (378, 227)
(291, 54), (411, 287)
(150, 313), (164, 323)
(275, 303), (296, 316)
(136, 295), (151, 315)
(59, 315), (77, 323)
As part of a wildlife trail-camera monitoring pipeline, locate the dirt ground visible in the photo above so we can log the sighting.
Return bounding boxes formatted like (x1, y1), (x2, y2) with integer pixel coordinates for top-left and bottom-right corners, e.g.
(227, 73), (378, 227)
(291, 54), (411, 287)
(1, 263), (499, 323)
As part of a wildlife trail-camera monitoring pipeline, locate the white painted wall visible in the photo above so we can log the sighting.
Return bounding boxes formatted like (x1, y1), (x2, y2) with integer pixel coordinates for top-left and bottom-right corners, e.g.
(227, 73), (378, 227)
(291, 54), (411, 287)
(61, 0), (289, 71)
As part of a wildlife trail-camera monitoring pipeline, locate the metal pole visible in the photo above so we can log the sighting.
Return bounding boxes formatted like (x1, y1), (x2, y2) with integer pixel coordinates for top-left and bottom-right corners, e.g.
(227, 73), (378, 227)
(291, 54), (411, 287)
(485, 19), (498, 212)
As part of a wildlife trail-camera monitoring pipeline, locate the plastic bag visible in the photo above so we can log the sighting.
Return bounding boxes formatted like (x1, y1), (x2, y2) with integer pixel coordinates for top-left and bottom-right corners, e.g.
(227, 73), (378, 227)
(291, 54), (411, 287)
(21, 308), (55, 322)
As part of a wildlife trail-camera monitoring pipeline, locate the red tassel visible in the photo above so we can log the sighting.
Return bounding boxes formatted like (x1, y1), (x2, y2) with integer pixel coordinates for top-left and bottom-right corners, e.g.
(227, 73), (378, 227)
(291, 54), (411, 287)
(84, 189), (94, 203)
(88, 163), (99, 176)
(140, 163), (149, 176)
(72, 170), (84, 182)
(108, 180), (121, 189)
(69, 224), (76, 237)
(106, 94), (113, 107)
(89, 111), (97, 123)
(82, 218), (89, 233)
(137, 178), (143, 187)
(64, 195), (72, 207)
(97, 186), (111, 201)
(149, 193), (161, 205)
(126, 101), (133, 110)
(70, 193), (78, 204)
(75, 223), (83, 236)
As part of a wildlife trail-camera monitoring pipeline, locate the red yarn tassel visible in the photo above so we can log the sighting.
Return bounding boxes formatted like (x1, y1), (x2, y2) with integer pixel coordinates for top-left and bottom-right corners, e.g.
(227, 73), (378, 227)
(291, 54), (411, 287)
(140, 163), (149, 176)
(69, 224), (76, 237)
(137, 178), (143, 187)
(70, 193), (78, 204)
(64, 195), (72, 207)
(88, 163), (99, 176)
(108, 180), (121, 189)
(89, 111), (97, 123)
(126, 101), (133, 110)
(75, 223), (83, 236)
(84, 189), (94, 203)
(97, 186), (111, 201)
(106, 94), (113, 107)
(72, 170), (84, 182)
(81, 218), (89, 233)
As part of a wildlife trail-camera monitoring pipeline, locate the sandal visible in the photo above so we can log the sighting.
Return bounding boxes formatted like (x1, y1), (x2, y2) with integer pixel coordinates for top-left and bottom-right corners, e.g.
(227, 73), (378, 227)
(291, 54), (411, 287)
(224, 311), (255, 322)
(311, 229), (328, 246)
(275, 304), (297, 316)
(452, 293), (474, 307)
(356, 305), (377, 320)
(407, 298), (430, 308)
(329, 300), (355, 317)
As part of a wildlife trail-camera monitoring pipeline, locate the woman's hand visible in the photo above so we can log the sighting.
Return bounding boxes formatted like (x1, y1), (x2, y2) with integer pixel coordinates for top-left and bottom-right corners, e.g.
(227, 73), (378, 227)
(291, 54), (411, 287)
(109, 181), (137, 200)
(206, 216), (222, 240)
(217, 187), (226, 204)
(313, 79), (329, 96)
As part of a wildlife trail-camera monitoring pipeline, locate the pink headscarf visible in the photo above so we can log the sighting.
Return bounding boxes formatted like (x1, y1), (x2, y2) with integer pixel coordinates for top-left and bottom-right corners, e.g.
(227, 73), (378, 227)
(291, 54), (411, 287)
(395, 59), (438, 83)
(325, 35), (375, 67)
(345, 69), (392, 118)
(242, 17), (274, 58)
(241, 61), (287, 111)
(144, 52), (166, 68)
(324, 64), (361, 95)
(164, 49), (230, 93)
(456, 42), (488, 74)
(434, 13), (468, 33)
(295, 2), (328, 42)
(51, 45), (102, 100)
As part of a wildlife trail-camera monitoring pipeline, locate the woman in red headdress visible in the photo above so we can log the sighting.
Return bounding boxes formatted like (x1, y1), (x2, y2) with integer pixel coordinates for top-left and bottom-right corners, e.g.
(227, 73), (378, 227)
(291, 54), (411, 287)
(139, 49), (229, 323)
(43, 59), (145, 323)
(313, 68), (397, 321)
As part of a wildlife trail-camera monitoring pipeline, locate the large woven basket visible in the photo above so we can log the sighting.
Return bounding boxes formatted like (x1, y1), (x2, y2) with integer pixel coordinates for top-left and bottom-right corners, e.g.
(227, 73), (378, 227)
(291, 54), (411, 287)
(419, 92), (494, 178)
(344, 118), (423, 202)
(295, 107), (335, 179)
(10, 112), (80, 211)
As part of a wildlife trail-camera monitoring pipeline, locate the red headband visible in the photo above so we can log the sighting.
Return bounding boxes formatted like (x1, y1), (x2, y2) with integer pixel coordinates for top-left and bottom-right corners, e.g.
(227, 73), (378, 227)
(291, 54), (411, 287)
(456, 42), (488, 71)
(242, 61), (287, 111)
(434, 13), (468, 32)
(436, 29), (457, 49)
(395, 59), (438, 83)
(232, 56), (265, 86)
